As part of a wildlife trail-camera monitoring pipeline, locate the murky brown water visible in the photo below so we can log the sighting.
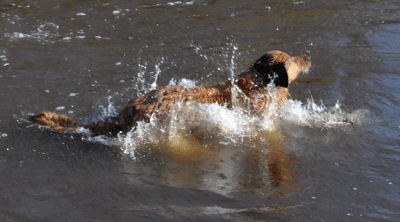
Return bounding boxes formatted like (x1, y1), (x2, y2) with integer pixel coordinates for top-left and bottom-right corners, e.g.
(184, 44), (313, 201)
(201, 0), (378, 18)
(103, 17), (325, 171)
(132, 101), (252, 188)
(1, 0), (400, 221)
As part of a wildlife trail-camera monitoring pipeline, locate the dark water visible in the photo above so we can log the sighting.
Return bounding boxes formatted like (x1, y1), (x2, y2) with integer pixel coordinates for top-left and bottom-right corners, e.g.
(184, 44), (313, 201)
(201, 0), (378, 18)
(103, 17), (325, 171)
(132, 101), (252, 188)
(1, 0), (400, 221)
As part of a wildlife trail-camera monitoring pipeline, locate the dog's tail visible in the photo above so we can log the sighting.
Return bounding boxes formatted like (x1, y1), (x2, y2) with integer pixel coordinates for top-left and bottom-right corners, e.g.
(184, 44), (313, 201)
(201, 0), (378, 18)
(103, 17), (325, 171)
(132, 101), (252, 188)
(30, 111), (83, 132)
(30, 111), (122, 136)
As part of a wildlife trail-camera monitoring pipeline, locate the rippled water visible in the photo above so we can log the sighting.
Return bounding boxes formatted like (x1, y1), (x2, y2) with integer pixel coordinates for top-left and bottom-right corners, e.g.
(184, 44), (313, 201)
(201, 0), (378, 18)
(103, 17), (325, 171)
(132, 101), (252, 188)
(1, 0), (400, 221)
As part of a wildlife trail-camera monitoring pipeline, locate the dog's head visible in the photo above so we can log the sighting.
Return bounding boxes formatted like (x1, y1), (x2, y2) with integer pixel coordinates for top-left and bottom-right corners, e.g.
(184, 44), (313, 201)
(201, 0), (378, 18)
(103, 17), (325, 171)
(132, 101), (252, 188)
(252, 50), (311, 87)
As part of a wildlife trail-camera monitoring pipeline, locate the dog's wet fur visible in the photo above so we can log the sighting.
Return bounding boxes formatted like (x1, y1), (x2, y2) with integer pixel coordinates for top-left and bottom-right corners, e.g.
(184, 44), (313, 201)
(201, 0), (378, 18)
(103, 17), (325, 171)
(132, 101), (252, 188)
(30, 50), (311, 136)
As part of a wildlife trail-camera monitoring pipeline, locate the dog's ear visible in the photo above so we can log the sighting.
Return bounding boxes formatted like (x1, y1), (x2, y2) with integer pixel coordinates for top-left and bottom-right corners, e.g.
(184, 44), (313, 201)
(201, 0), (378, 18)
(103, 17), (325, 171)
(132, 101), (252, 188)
(252, 54), (289, 88)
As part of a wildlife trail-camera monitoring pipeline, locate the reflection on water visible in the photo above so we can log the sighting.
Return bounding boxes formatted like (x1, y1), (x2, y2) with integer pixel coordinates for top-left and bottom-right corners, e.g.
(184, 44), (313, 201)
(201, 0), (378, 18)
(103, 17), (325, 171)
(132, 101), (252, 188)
(122, 126), (297, 197)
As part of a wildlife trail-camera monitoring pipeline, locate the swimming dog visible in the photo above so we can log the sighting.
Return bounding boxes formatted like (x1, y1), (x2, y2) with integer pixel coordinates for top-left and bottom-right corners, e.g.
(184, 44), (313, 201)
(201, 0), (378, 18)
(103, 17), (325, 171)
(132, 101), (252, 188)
(31, 50), (311, 136)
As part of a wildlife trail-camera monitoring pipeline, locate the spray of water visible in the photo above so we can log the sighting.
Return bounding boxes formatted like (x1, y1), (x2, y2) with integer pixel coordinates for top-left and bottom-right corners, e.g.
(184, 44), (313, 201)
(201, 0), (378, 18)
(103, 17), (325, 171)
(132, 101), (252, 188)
(76, 46), (367, 159)
(279, 97), (368, 128)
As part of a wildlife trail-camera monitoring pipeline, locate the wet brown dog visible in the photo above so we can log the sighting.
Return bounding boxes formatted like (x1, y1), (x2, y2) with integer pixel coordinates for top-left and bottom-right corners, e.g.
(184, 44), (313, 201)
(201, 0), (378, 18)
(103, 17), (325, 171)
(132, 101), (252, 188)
(31, 50), (311, 136)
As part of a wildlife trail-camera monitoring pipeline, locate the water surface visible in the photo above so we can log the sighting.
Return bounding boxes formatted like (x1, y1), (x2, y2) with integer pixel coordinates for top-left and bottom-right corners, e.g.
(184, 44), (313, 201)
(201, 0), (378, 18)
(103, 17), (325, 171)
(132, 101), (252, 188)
(1, 0), (400, 221)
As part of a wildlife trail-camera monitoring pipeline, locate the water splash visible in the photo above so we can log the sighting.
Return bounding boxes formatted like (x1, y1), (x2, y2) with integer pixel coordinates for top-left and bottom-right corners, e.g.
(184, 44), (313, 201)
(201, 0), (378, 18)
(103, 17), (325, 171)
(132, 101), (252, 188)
(81, 96), (119, 126)
(100, 96), (119, 118)
(68, 47), (366, 158)
(106, 84), (366, 159)
(116, 85), (285, 159)
(136, 62), (149, 97)
(167, 1), (195, 6)
(117, 102), (268, 159)
(279, 97), (368, 128)
(4, 22), (60, 43)
(135, 58), (165, 97)
(168, 78), (197, 88)
(149, 59), (164, 90)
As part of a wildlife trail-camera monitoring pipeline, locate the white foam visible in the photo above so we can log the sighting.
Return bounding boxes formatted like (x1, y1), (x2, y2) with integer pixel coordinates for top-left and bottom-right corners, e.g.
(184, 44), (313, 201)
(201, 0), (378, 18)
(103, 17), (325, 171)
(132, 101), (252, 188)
(279, 98), (368, 128)
(4, 22), (59, 43)
(168, 78), (197, 88)
(167, 1), (195, 6)
(114, 86), (282, 159)
(90, 85), (367, 159)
